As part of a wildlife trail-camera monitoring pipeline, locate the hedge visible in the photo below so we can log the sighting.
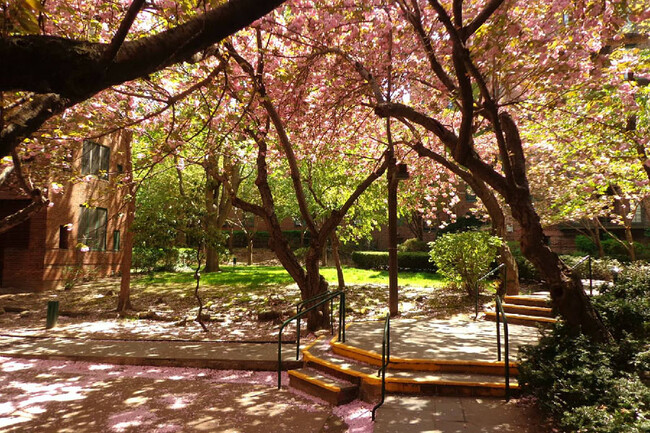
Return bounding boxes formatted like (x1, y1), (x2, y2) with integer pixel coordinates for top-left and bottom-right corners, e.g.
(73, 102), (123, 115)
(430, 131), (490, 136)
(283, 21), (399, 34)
(351, 251), (437, 272)
(229, 230), (309, 249)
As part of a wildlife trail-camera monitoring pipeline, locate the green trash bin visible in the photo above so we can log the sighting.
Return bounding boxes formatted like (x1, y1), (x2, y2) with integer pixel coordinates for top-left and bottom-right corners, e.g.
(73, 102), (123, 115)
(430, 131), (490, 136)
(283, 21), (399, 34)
(46, 300), (59, 329)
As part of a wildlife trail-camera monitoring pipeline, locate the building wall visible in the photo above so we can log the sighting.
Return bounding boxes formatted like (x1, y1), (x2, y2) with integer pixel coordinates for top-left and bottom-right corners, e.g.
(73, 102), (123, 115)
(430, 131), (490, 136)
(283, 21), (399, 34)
(0, 130), (131, 291)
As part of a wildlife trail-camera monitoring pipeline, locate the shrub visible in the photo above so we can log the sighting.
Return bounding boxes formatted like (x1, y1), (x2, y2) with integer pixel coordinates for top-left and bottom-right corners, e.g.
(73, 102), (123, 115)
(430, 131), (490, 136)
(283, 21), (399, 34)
(518, 265), (650, 433)
(132, 247), (166, 273)
(508, 241), (540, 281)
(429, 231), (502, 296)
(398, 238), (429, 252)
(575, 234), (598, 256)
(293, 247), (308, 261)
(560, 255), (621, 281)
(351, 251), (437, 272)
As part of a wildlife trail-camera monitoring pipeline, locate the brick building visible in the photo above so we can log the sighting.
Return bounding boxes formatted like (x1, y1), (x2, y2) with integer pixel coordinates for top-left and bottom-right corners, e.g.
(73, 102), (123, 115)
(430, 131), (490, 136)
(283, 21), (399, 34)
(0, 131), (131, 291)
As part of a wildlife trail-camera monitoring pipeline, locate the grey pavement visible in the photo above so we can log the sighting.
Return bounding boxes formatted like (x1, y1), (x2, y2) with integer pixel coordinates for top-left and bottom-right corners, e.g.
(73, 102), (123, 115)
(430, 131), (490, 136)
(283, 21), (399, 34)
(373, 395), (549, 433)
(343, 317), (542, 362)
(0, 335), (303, 370)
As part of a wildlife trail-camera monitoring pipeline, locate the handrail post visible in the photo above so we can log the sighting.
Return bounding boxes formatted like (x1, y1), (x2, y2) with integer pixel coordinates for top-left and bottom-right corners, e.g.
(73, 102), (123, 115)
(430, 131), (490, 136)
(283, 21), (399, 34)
(589, 256), (594, 296)
(278, 291), (345, 389)
(372, 313), (390, 421)
(475, 282), (479, 319)
(504, 316), (510, 401)
(496, 297), (501, 362)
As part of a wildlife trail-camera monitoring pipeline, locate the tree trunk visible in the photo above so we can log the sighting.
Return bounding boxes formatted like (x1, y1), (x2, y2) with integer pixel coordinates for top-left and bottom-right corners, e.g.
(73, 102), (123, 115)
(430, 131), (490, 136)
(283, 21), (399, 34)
(509, 196), (610, 340)
(331, 233), (345, 290)
(205, 245), (221, 272)
(624, 226), (636, 261)
(117, 199), (135, 312)
(247, 237), (253, 265)
(117, 136), (135, 313)
(304, 244), (330, 332)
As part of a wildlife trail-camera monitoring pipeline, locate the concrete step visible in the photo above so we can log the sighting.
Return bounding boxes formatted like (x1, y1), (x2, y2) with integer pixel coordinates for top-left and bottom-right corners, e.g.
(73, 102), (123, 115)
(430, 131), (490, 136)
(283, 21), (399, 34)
(288, 367), (358, 405)
(302, 336), (519, 401)
(484, 311), (556, 327)
(328, 340), (519, 376)
(503, 295), (549, 308)
(503, 304), (555, 318)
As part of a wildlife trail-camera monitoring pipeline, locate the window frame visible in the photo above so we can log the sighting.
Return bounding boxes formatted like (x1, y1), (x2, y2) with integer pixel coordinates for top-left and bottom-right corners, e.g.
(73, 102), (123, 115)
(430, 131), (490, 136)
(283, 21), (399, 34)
(78, 206), (108, 251)
(81, 140), (110, 180)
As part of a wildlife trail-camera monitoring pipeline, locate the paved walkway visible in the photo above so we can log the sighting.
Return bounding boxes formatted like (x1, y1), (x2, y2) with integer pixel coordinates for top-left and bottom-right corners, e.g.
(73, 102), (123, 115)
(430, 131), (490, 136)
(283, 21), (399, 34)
(0, 316), (550, 432)
(0, 335), (302, 370)
(342, 317), (541, 362)
(373, 395), (548, 433)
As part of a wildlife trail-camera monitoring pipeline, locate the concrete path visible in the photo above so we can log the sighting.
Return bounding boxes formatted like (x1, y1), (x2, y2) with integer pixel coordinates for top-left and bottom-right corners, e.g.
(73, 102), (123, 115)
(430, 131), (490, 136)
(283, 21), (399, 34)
(0, 335), (302, 370)
(0, 357), (346, 433)
(373, 395), (548, 433)
(342, 317), (541, 362)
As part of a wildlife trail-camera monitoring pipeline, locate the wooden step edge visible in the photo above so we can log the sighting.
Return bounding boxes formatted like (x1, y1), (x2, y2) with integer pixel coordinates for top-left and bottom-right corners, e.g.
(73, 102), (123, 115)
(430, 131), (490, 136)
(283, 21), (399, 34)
(329, 339), (519, 372)
(503, 304), (553, 313)
(503, 296), (550, 307)
(484, 311), (557, 323)
(288, 369), (345, 393)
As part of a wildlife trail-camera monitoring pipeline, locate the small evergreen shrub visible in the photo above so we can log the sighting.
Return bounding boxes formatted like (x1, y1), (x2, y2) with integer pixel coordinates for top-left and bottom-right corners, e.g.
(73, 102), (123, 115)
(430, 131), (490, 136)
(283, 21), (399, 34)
(575, 234), (598, 256)
(518, 264), (650, 433)
(398, 238), (429, 252)
(560, 255), (621, 281)
(508, 241), (540, 281)
(351, 251), (437, 271)
(429, 231), (502, 296)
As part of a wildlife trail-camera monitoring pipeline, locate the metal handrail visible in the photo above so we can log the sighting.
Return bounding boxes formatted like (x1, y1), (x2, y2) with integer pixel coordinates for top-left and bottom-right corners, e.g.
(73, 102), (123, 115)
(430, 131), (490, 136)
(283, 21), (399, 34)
(476, 263), (506, 319)
(570, 255), (594, 295)
(495, 296), (510, 401)
(296, 291), (336, 344)
(371, 313), (390, 421)
(277, 290), (346, 389)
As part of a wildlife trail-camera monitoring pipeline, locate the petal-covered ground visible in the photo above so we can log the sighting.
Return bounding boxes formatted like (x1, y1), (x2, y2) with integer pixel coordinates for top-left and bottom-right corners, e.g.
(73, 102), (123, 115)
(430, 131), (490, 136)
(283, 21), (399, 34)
(0, 357), (374, 433)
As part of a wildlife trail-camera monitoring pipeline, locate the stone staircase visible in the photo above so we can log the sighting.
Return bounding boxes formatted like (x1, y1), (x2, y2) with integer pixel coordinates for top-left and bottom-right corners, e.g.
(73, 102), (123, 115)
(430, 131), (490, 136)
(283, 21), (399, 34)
(484, 294), (557, 327)
(287, 334), (518, 405)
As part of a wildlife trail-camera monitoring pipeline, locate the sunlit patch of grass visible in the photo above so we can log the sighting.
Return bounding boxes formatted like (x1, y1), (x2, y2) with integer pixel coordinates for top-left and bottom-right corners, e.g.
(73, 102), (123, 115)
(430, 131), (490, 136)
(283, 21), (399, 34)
(319, 266), (447, 288)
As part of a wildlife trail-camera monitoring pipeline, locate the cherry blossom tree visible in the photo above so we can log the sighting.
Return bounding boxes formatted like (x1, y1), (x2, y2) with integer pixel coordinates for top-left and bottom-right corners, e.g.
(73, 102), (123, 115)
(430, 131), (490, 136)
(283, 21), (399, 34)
(0, 0), (288, 233)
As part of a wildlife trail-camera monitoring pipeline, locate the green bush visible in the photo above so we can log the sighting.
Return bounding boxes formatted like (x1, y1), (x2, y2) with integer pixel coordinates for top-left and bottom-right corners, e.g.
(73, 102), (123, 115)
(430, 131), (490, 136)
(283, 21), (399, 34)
(560, 255), (621, 281)
(132, 247), (167, 273)
(398, 238), (429, 252)
(229, 230), (309, 249)
(575, 234), (598, 256)
(429, 231), (502, 296)
(518, 264), (650, 433)
(351, 251), (437, 272)
(508, 241), (540, 281)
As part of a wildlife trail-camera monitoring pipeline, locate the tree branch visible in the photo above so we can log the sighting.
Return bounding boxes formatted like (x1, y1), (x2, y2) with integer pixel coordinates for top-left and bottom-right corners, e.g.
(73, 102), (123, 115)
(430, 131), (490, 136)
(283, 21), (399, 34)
(101, 0), (147, 66)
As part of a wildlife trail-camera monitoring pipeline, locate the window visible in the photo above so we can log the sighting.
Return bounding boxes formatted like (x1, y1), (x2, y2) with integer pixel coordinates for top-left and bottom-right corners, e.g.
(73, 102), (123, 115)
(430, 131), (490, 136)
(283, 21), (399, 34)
(78, 206), (107, 251)
(465, 186), (477, 203)
(59, 225), (69, 249)
(113, 230), (120, 251)
(81, 140), (110, 180)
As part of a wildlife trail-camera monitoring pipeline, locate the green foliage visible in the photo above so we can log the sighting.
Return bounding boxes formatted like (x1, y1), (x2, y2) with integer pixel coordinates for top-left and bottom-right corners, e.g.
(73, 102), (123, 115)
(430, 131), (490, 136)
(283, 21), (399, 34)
(229, 230), (309, 249)
(293, 247), (308, 261)
(508, 241), (541, 281)
(428, 231), (502, 295)
(437, 214), (485, 235)
(518, 264), (650, 432)
(398, 238), (429, 252)
(350, 251), (437, 272)
(575, 234), (598, 256)
(132, 247), (168, 273)
(561, 255), (622, 281)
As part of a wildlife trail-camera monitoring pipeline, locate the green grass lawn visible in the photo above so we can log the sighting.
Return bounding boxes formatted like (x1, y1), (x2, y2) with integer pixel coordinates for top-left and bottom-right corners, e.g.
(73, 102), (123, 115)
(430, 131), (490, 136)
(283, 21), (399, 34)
(142, 265), (448, 290)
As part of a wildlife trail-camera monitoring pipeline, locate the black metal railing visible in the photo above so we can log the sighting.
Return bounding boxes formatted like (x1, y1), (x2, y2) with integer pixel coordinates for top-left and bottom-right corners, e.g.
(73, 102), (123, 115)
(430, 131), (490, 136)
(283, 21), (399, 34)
(371, 313), (391, 421)
(570, 255), (593, 295)
(277, 290), (346, 389)
(476, 263), (506, 319)
(495, 296), (510, 401)
(296, 291), (337, 357)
